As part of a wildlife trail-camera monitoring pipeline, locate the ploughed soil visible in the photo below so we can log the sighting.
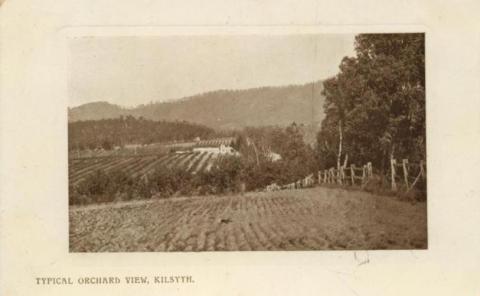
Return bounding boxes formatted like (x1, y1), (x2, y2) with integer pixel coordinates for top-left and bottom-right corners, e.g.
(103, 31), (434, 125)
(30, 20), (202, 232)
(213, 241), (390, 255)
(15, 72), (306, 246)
(69, 187), (427, 252)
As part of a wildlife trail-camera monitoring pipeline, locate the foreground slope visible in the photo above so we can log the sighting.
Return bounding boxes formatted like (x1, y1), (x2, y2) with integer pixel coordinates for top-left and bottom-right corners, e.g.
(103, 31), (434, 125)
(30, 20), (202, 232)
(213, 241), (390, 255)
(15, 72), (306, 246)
(69, 187), (427, 252)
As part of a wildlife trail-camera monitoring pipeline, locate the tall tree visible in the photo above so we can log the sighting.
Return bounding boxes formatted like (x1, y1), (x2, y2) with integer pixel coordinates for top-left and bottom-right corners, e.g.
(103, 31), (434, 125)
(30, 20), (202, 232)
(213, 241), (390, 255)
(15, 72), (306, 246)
(317, 33), (425, 172)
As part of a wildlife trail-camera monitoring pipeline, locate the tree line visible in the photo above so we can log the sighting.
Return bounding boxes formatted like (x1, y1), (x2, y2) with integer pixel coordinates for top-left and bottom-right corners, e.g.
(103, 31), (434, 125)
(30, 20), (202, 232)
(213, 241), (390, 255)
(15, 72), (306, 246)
(68, 116), (216, 151)
(316, 33), (426, 174)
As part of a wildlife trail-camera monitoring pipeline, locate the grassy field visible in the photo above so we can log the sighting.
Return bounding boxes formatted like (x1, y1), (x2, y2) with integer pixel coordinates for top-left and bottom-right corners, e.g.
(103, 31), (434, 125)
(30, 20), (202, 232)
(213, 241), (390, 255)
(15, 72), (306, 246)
(69, 186), (427, 252)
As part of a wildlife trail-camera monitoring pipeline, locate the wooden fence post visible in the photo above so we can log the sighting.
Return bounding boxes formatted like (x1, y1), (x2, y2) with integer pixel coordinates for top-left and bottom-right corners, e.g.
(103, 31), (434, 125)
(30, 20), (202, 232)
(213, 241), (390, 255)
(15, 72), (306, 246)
(402, 159), (409, 190)
(361, 165), (366, 185)
(350, 164), (355, 186)
(391, 158), (397, 191)
(420, 160), (426, 178)
(367, 162), (372, 178)
(339, 167), (344, 185)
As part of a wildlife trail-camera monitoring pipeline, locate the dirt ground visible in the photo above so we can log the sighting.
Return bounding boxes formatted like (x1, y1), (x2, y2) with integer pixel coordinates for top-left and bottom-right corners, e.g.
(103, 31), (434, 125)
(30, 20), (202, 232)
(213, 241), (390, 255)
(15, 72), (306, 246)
(69, 187), (427, 252)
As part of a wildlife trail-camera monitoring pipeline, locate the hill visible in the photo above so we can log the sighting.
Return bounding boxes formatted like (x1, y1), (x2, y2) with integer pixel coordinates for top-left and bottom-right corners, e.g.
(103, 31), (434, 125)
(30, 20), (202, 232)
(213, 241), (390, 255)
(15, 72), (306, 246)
(68, 116), (215, 151)
(68, 81), (325, 130)
(68, 102), (126, 122)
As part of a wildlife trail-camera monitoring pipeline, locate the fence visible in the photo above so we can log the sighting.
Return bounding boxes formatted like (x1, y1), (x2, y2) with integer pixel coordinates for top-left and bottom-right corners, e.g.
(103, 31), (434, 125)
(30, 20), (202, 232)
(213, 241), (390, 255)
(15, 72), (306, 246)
(317, 162), (373, 188)
(264, 159), (426, 194)
(389, 159), (426, 192)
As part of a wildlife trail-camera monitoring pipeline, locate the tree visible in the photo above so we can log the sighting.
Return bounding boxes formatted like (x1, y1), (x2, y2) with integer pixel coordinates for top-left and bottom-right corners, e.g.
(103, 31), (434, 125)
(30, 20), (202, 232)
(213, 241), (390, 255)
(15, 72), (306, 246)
(322, 77), (347, 171)
(278, 122), (316, 180)
(101, 139), (113, 150)
(317, 33), (425, 172)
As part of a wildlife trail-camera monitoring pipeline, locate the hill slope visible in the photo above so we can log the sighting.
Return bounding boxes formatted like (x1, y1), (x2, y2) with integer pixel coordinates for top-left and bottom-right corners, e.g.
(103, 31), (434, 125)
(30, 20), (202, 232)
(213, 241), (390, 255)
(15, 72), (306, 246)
(68, 81), (325, 129)
(70, 187), (427, 251)
(68, 117), (216, 150)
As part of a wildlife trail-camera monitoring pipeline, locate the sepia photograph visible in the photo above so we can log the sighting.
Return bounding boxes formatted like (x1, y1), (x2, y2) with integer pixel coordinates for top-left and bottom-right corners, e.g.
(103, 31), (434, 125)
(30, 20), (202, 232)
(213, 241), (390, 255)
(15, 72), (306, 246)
(67, 33), (427, 252)
(4, 0), (480, 294)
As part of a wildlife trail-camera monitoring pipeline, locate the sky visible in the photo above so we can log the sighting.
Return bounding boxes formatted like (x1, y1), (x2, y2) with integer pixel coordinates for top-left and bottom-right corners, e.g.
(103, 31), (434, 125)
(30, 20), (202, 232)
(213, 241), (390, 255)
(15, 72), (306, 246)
(68, 34), (356, 107)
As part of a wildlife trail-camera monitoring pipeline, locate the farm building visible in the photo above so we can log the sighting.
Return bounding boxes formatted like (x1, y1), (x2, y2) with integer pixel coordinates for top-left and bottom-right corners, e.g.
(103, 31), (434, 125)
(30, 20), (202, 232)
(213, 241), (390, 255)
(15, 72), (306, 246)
(193, 144), (238, 155)
(266, 151), (282, 162)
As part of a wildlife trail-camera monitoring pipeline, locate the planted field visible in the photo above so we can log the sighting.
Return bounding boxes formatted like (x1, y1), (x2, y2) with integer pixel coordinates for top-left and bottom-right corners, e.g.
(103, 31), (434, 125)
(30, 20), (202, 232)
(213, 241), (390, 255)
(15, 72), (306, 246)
(70, 137), (235, 158)
(68, 152), (218, 186)
(163, 137), (234, 149)
(69, 186), (427, 252)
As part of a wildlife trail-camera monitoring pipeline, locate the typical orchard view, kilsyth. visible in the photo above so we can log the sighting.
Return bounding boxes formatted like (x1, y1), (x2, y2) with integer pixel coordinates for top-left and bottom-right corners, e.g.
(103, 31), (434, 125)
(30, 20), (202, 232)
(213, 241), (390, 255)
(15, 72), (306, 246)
(68, 33), (426, 252)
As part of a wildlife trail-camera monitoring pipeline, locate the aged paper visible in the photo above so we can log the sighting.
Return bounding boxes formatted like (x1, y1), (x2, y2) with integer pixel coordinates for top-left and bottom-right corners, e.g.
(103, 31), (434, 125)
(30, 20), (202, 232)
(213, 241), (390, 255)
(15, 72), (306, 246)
(1, 0), (479, 295)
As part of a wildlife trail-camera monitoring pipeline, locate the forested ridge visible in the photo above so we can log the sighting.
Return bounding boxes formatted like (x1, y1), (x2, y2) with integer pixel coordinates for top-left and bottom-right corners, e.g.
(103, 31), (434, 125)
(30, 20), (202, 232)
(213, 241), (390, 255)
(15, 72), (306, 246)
(68, 81), (325, 129)
(68, 116), (215, 150)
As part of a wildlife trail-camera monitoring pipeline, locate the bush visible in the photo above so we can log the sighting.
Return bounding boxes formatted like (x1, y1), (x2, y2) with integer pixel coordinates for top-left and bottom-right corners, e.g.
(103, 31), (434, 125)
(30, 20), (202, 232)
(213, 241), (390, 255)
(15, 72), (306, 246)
(69, 153), (319, 206)
(362, 174), (426, 203)
(71, 169), (135, 205)
(149, 165), (196, 198)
